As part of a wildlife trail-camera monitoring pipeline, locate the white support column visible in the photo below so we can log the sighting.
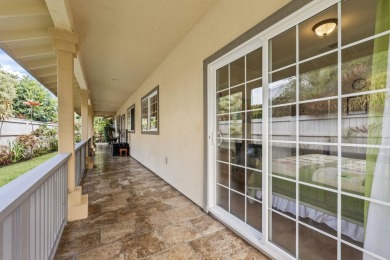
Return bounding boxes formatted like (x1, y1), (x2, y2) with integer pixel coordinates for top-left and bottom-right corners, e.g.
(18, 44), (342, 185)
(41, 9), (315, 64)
(49, 27), (88, 221)
(81, 90), (93, 169)
(91, 109), (95, 150)
(92, 108), (95, 142)
(88, 105), (95, 151)
(80, 89), (89, 142)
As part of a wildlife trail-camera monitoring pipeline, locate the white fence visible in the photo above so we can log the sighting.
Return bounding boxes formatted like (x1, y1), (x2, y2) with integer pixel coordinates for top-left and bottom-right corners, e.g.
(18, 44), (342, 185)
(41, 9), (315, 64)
(0, 118), (57, 145)
(0, 153), (70, 260)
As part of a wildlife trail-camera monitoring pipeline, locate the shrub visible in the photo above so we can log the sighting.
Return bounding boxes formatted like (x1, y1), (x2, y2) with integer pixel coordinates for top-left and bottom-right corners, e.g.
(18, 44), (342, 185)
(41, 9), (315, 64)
(75, 115), (81, 143)
(49, 139), (58, 152)
(9, 141), (25, 163)
(15, 134), (38, 159)
(1, 125), (58, 166)
(32, 124), (56, 138)
(0, 145), (11, 165)
(32, 125), (58, 152)
(33, 146), (48, 156)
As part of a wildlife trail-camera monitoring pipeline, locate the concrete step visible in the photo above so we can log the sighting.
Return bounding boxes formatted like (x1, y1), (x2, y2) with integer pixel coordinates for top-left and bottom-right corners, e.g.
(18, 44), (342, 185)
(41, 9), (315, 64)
(68, 194), (88, 221)
(86, 157), (94, 169)
(68, 186), (82, 207)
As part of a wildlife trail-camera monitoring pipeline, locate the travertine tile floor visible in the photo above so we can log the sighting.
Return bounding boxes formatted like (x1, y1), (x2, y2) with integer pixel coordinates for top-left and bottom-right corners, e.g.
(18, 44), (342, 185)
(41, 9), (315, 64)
(55, 143), (269, 260)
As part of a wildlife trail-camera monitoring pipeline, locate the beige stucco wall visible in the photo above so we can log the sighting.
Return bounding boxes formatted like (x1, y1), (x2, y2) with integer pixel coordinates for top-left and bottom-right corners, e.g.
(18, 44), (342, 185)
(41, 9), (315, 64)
(116, 0), (291, 207)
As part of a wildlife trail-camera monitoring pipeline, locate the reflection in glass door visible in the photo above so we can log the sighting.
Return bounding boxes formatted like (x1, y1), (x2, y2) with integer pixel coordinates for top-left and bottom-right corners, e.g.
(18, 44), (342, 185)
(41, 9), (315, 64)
(215, 47), (263, 232)
(267, 1), (390, 259)
(210, 0), (390, 259)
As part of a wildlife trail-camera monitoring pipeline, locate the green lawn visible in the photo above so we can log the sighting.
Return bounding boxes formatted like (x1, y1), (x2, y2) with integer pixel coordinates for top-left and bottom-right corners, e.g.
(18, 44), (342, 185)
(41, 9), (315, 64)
(0, 152), (57, 187)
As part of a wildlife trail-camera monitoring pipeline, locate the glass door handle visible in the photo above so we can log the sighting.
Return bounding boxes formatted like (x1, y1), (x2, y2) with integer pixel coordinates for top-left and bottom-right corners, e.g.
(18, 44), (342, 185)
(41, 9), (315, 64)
(217, 132), (223, 147)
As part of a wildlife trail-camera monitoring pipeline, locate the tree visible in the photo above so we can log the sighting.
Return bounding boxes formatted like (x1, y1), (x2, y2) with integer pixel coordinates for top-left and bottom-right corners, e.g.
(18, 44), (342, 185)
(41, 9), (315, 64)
(74, 114), (81, 143)
(0, 68), (17, 140)
(94, 117), (113, 142)
(13, 75), (57, 122)
(23, 100), (40, 132)
(0, 68), (17, 120)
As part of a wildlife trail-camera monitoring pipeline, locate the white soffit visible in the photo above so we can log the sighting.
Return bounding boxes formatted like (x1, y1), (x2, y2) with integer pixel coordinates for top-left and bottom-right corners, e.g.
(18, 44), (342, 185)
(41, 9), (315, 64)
(44, 0), (88, 91)
(74, 55), (87, 90)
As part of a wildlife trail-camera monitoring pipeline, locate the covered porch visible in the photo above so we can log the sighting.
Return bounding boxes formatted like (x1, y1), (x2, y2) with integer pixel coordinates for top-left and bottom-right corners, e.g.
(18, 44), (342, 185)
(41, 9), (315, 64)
(1, 0), (390, 259)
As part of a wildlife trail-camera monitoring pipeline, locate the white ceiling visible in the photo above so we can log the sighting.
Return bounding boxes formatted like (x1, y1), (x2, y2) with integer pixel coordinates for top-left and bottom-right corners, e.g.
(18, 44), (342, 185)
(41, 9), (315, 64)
(70, 0), (217, 113)
(0, 0), (217, 115)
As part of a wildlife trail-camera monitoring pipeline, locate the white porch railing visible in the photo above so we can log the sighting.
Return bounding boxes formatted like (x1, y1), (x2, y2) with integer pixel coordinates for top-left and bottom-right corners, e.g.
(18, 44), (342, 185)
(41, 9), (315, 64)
(75, 139), (89, 186)
(0, 153), (70, 260)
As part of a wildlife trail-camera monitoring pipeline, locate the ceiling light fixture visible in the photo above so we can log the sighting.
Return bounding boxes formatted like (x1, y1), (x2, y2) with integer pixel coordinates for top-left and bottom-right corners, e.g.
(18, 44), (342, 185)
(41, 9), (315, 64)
(312, 19), (338, 38)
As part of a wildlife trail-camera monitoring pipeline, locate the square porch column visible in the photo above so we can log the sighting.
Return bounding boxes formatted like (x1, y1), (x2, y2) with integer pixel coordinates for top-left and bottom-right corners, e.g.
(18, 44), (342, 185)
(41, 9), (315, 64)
(88, 105), (95, 152)
(49, 28), (88, 221)
(80, 90), (93, 169)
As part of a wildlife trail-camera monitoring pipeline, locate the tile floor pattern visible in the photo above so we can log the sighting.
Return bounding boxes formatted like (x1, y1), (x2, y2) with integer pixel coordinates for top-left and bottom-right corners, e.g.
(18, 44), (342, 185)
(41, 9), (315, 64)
(55, 144), (269, 260)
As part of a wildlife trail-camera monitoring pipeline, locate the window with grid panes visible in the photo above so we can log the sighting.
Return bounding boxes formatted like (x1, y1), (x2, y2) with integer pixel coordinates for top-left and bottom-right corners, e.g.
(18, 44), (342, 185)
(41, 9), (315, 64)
(141, 86), (159, 134)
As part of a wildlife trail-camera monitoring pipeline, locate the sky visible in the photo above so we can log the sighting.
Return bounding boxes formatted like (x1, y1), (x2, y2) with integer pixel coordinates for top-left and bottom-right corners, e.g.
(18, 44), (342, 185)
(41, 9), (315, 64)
(0, 48), (30, 78)
(0, 48), (56, 98)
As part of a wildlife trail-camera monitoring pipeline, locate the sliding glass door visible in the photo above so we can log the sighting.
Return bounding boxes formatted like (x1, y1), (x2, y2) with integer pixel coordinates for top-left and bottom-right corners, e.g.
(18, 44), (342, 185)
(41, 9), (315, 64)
(208, 0), (390, 259)
(215, 45), (263, 232)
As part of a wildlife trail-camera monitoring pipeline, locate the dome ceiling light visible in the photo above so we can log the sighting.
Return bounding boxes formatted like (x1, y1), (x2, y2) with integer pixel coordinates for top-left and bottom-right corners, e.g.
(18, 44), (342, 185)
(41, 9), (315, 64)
(312, 19), (338, 38)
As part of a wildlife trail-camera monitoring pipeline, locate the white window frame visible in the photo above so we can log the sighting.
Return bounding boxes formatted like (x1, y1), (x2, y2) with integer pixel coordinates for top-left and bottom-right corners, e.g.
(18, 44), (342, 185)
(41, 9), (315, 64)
(127, 104), (135, 133)
(141, 86), (159, 134)
(115, 115), (120, 136)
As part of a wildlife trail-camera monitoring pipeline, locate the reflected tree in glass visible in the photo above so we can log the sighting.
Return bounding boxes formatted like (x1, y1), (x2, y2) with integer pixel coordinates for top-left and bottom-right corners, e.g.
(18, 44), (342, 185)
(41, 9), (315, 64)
(299, 53), (338, 101)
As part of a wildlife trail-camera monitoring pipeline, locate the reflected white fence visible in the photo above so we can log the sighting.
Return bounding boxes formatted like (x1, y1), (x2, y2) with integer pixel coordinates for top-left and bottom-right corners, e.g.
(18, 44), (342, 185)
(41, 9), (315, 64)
(218, 114), (376, 157)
